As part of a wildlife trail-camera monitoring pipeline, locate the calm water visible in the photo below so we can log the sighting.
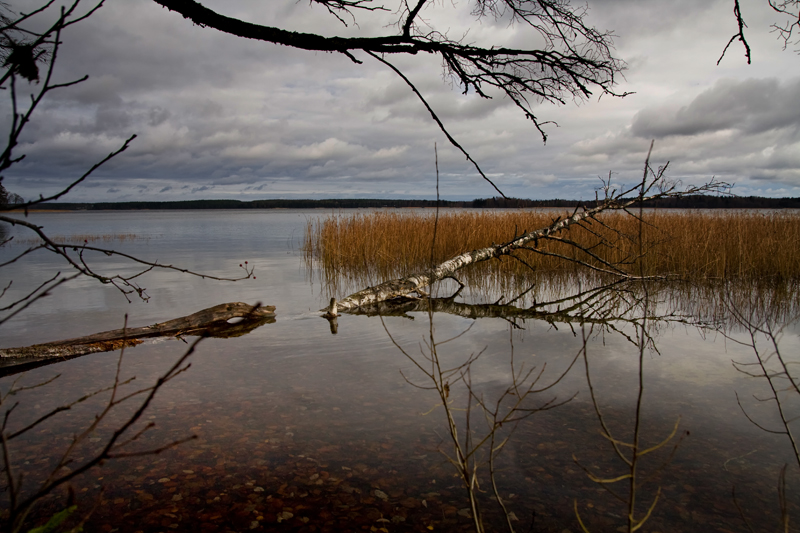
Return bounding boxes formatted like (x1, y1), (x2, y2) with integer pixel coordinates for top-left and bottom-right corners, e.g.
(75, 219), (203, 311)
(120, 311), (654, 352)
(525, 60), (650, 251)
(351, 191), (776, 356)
(1, 209), (799, 532)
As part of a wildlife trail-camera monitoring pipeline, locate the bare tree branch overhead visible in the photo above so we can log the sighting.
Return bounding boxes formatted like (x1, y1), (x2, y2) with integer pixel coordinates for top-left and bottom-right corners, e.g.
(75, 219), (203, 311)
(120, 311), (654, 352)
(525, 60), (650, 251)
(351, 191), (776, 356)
(766, 0), (800, 51)
(152, 0), (628, 145)
(719, 0), (800, 63)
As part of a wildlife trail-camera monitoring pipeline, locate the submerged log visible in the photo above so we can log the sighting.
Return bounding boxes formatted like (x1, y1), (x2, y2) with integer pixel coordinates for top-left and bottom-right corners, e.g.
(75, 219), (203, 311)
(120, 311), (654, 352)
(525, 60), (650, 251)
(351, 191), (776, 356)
(0, 302), (275, 363)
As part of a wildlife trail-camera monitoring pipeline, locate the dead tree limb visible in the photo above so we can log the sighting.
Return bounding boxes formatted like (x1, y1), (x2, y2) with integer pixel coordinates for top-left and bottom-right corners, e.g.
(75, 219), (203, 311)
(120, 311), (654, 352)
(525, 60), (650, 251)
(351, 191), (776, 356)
(153, 0), (626, 144)
(0, 302), (275, 363)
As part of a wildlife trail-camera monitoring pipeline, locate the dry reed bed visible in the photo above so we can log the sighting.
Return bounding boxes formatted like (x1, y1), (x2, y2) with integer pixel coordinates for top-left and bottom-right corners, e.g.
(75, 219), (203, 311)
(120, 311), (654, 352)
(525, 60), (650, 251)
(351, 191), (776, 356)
(304, 209), (800, 283)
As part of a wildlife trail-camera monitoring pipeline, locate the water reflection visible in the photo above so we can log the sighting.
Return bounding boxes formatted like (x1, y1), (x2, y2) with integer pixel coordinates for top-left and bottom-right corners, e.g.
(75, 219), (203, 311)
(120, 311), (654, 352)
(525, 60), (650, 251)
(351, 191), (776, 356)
(333, 274), (800, 531)
(1, 211), (799, 532)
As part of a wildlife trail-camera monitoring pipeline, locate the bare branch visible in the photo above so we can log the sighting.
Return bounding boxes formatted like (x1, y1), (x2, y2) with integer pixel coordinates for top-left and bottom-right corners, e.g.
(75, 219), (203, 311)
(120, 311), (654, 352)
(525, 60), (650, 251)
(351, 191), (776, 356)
(718, 0), (752, 65)
(153, 0), (626, 143)
(366, 51), (507, 197)
(0, 214), (254, 303)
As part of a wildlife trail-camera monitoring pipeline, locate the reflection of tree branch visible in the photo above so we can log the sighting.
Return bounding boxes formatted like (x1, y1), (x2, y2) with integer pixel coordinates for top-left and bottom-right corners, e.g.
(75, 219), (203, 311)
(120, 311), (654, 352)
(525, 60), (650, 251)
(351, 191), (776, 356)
(379, 269), (692, 530)
(384, 306), (581, 532)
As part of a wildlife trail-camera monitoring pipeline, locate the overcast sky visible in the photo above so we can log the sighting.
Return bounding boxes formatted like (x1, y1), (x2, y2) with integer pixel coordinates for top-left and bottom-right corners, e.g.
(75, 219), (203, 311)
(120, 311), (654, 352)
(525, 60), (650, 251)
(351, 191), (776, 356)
(3, 0), (799, 201)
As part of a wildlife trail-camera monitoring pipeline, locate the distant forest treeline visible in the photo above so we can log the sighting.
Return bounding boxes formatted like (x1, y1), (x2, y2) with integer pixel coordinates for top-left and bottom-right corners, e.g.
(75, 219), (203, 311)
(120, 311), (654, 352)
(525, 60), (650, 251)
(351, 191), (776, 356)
(28, 196), (800, 210)
(473, 195), (800, 209)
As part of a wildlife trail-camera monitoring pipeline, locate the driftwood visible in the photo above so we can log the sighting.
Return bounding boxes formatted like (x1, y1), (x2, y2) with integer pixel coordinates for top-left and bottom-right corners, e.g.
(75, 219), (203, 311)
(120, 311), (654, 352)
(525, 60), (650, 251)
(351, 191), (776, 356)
(0, 302), (275, 367)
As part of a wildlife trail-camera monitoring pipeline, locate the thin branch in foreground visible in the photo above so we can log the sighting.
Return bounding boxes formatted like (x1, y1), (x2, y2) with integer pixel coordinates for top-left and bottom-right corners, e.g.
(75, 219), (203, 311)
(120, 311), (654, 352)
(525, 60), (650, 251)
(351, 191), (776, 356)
(5, 333), (205, 532)
(366, 50), (507, 198)
(0, 214), (255, 303)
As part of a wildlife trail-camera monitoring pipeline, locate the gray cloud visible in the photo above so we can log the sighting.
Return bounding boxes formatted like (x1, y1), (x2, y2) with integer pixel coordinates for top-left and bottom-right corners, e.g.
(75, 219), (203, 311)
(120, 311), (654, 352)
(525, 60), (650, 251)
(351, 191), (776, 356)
(565, 78), (800, 196)
(1, 0), (799, 202)
(631, 78), (800, 138)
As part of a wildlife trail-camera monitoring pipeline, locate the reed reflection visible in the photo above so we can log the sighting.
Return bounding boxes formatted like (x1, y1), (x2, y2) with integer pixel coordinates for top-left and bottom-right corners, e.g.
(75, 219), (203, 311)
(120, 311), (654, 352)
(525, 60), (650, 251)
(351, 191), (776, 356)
(319, 268), (798, 337)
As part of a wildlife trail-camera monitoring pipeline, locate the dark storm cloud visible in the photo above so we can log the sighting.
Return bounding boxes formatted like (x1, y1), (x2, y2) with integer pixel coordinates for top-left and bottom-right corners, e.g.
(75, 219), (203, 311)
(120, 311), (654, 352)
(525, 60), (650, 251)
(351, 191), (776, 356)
(1, 0), (798, 202)
(631, 78), (800, 138)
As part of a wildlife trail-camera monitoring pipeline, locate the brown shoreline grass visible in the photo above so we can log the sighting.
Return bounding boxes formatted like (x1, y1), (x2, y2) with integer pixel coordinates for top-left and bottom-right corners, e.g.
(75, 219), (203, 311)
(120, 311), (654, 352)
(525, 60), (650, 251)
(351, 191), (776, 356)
(304, 209), (800, 284)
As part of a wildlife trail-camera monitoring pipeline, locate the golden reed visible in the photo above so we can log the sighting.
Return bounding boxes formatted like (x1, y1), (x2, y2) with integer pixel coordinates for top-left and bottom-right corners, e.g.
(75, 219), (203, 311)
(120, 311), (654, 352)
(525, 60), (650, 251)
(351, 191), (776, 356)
(305, 209), (800, 283)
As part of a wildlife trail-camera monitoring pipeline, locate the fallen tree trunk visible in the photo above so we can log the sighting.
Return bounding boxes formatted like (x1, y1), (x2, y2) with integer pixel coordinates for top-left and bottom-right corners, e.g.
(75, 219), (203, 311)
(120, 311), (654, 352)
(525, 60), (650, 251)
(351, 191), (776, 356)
(0, 302), (275, 362)
(324, 195), (647, 314)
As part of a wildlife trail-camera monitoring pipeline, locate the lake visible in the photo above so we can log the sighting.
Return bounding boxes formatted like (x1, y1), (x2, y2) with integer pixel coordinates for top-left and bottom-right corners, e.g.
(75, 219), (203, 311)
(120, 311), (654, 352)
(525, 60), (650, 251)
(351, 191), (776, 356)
(1, 209), (799, 532)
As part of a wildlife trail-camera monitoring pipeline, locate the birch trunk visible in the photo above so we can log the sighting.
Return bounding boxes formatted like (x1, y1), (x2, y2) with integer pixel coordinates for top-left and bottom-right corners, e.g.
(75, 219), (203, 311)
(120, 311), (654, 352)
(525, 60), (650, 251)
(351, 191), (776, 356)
(327, 197), (641, 313)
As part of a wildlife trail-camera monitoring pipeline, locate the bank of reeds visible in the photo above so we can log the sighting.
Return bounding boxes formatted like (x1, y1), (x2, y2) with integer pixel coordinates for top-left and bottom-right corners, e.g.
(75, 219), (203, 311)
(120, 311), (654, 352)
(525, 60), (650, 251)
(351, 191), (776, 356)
(304, 209), (800, 285)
